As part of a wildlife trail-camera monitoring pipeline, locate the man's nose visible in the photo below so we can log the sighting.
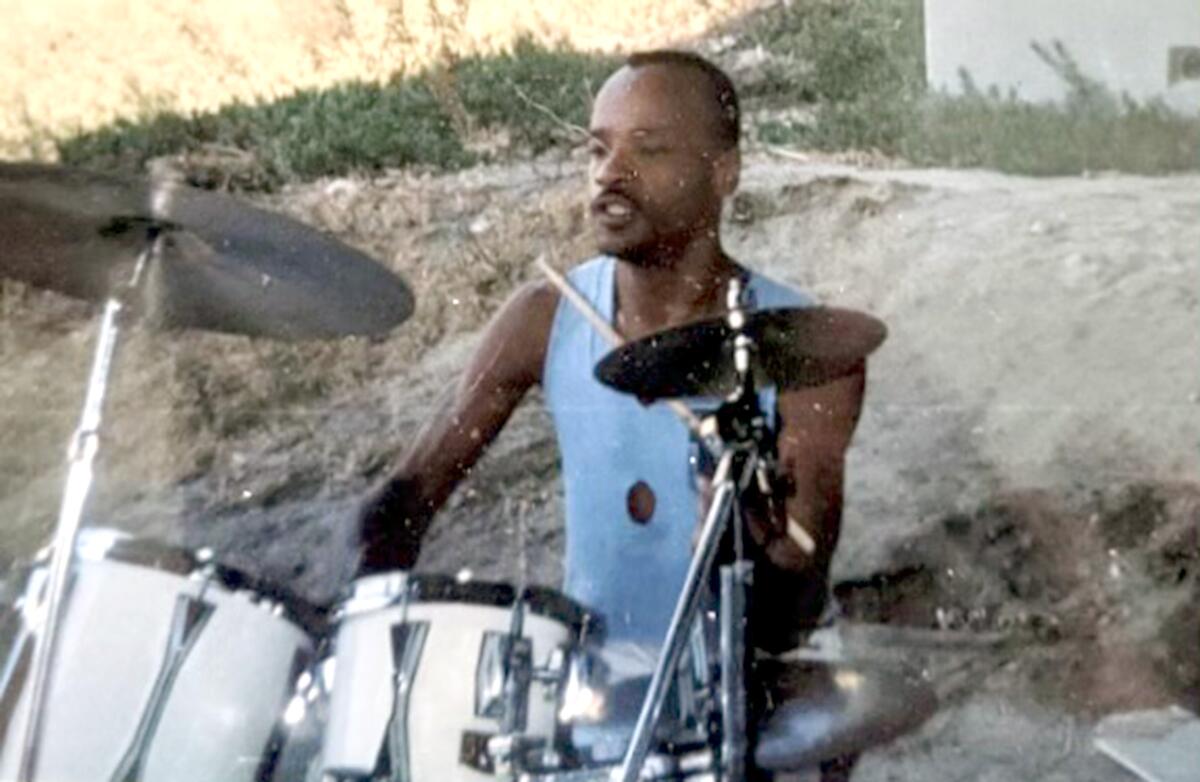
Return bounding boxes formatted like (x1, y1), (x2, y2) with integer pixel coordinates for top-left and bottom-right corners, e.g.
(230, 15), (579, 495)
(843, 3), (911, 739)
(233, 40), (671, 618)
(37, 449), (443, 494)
(592, 145), (635, 187)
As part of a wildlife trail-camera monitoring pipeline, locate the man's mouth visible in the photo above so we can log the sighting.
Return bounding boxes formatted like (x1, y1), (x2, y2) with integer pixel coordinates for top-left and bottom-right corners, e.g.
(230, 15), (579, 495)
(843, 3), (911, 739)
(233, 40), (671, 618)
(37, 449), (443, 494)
(591, 193), (638, 226)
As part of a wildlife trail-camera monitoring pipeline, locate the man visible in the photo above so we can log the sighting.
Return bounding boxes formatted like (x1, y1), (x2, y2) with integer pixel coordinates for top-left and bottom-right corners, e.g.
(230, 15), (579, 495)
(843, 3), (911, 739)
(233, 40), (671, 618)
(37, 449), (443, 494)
(358, 50), (867, 779)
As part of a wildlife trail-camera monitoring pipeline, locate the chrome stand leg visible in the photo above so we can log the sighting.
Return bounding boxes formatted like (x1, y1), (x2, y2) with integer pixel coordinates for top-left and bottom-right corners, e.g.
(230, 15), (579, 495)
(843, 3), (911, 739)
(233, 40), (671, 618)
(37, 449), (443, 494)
(719, 563), (751, 782)
(16, 246), (151, 782)
(616, 449), (751, 782)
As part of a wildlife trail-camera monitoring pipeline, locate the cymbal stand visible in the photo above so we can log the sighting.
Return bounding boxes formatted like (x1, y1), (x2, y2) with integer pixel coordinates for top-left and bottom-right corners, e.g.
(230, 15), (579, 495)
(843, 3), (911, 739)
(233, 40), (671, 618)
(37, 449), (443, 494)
(615, 279), (776, 782)
(16, 239), (155, 782)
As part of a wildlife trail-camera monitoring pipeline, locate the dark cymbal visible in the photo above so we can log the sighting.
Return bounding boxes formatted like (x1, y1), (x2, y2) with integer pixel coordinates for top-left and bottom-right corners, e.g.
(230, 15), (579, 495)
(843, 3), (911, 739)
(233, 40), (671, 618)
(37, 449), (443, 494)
(595, 307), (887, 400)
(0, 163), (414, 340)
(753, 659), (938, 771)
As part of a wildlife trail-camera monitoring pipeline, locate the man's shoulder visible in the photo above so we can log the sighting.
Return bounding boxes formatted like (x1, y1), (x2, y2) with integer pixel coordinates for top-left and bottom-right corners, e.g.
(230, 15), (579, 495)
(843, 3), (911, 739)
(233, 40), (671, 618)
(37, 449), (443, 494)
(506, 278), (561, 322)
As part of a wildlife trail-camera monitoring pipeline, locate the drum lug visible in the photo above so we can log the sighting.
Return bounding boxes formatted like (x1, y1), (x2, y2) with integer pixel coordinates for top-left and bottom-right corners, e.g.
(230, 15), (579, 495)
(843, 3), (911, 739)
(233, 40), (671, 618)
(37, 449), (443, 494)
(476, 632), (537, 732)
(535, 646), (569, 684)
(487, 733), (517, 778)
(459, 730), (498, 774)
(505, 637), (534, 731)
(111, 593), (215, 782)
(469, 732), (556, 779)
(476, 632), (509, 719)
(384, 621), (429, 782)
(556, 648), (608, 724)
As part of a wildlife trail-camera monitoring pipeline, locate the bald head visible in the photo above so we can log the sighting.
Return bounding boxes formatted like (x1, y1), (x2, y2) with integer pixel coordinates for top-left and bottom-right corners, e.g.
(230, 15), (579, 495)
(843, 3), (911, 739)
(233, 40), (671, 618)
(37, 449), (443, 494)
(614, 50), (741, 151)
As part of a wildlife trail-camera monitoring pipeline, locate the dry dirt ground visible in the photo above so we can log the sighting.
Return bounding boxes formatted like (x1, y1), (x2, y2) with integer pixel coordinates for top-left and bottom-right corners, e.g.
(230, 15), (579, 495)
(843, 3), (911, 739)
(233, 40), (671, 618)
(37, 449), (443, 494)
(2, 151), (1197, 780)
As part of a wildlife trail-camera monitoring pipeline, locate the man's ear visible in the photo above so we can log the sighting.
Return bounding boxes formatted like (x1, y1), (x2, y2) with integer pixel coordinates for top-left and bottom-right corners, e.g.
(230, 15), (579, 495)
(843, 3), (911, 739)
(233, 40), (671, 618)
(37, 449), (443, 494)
(713, 147), (740, 197)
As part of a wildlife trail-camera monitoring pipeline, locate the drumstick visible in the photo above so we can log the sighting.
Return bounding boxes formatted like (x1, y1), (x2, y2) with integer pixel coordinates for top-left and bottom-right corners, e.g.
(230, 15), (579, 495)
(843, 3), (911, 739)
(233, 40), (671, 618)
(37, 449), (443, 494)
(534, 256), (816, 557)
(534, 255), (704, 435)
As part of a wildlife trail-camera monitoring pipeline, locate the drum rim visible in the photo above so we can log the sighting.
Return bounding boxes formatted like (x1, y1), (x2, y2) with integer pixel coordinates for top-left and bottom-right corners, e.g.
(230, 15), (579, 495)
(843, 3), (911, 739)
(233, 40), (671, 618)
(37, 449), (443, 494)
(61, 528), (329, 636)
(343, 572), (600, 636)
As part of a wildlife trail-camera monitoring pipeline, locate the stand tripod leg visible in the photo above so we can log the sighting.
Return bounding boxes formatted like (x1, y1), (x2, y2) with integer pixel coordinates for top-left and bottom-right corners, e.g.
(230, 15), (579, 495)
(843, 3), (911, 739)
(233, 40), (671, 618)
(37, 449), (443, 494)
(720, 562), (752, 782)
(16, 291), (131, 782)
(616, 451), (741, 782)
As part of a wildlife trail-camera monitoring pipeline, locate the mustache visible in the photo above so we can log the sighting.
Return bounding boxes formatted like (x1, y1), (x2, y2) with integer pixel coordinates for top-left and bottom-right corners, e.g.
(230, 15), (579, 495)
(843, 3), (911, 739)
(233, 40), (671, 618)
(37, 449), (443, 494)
(590, 186), (641, 211)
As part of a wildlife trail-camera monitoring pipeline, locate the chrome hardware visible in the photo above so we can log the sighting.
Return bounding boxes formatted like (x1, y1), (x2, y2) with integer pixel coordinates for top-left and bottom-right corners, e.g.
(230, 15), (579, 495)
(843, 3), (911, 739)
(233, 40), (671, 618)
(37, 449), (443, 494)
(111, 593), (216, 782)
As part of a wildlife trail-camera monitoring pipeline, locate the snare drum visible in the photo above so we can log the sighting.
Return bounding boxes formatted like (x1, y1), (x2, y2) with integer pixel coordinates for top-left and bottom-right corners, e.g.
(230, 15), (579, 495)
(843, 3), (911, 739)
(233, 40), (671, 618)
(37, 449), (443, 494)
(322, 572), (595, 781)
(0, 529), (322, 782)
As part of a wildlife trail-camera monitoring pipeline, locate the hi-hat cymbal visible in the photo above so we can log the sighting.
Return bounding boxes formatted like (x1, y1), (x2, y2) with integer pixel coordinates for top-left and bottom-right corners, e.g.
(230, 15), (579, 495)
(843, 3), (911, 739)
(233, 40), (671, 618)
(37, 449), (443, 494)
(0, 163), (414, 340)
(753, 659), (937, 771)
(595, 307), (887, 400)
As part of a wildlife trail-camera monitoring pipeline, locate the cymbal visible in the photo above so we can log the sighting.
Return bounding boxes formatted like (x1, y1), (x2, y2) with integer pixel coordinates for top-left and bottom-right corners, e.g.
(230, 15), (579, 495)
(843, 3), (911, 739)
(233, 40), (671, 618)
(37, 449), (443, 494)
(594, 307), (887, 400)
(0, 163), (414, 340)
(753, 659), (937, 771)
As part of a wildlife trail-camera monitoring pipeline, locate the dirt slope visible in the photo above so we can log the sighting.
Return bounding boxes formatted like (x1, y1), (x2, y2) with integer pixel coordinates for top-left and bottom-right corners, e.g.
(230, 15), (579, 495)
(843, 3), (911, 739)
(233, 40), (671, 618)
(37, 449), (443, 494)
(1, 154), (1196, 779)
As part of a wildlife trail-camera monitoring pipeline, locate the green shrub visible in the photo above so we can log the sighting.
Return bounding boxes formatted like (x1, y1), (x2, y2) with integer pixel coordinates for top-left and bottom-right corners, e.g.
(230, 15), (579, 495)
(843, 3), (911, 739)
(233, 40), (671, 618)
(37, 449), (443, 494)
(904, 78), (1200, 175)
(55, 37), (616, 189)
(52, 3), (1200, 182)
(57, 78), (472, 188)
(454, 38), (618, 152)
(740, 0), (924, 107)
(746, 0), (1199, 175)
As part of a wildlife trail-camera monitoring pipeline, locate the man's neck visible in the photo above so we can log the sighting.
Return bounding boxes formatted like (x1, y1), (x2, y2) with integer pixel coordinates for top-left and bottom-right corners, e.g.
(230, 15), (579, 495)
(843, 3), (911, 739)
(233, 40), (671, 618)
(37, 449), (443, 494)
(613, 240), (741, 340)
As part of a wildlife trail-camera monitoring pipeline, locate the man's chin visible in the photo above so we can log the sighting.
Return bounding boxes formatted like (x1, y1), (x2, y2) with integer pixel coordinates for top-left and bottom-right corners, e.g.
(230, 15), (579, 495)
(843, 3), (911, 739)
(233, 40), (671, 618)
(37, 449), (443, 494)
(595, 237), (666, 268)
(614, 249), (670, 269)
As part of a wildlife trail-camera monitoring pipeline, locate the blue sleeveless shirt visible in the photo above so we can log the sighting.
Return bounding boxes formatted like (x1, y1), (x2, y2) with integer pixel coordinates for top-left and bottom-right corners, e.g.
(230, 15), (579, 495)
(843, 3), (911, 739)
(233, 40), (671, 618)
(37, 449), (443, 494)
(543, 256), (812, 648)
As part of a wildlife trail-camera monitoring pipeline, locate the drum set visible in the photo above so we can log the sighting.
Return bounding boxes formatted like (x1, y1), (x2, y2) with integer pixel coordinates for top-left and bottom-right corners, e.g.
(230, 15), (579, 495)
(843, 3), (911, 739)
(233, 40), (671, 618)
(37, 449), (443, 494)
(0, 164), (936, 782)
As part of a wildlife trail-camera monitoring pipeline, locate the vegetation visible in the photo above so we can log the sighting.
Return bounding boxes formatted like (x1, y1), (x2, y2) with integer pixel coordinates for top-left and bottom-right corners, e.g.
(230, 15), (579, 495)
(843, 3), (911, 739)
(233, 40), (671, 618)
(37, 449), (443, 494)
(903, 44), (1200, 175)
(54, 0), (1199, 185)
(56, 38), (615, 189)
(746, 0), (1200, 175)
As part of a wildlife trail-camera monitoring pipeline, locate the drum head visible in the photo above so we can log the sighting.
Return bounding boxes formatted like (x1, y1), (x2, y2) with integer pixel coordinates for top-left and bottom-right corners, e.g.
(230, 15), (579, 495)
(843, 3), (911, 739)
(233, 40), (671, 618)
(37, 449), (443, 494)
(69, 528), (327, 636)
(343, 572), (600, 637)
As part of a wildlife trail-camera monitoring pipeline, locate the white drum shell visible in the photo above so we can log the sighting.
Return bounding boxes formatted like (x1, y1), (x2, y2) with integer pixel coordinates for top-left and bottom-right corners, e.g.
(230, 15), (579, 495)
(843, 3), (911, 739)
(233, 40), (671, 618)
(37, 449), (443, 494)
(324, 600), (573, 781)
(0, 556), (314, 782)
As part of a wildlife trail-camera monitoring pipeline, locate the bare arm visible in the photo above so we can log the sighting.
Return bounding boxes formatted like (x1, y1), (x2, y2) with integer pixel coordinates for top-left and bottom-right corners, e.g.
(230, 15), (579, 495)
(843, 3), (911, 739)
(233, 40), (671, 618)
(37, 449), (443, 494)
(356, 281), (560, 574)
(739, 363), (866, 650)
(751, 363), (867, 578)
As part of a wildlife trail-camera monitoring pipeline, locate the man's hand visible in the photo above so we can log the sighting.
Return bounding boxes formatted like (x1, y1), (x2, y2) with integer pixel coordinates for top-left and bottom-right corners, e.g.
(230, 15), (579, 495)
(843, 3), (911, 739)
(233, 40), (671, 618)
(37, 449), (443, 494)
(694, 461), (817, 567)
(743, 464), (818, 564)
(693, 365), (866, 576)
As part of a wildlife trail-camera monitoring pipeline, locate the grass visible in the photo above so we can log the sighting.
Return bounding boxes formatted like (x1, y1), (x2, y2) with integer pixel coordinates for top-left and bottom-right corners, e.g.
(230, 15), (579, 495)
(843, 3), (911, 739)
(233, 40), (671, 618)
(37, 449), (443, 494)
(905, 79), (1200, 175)
(56, 37), (616, 189)
(58, 79), (470, 188)
(53, 1), (1200, 184)
(900, 43), (1200, 175)
(747, 0), (1200, 175)
(737, 0), (925, 107)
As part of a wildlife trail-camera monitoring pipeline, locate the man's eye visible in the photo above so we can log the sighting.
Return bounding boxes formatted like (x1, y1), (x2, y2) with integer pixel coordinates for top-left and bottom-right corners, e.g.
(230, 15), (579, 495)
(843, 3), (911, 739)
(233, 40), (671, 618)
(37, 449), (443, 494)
(587, 143), (607, 158)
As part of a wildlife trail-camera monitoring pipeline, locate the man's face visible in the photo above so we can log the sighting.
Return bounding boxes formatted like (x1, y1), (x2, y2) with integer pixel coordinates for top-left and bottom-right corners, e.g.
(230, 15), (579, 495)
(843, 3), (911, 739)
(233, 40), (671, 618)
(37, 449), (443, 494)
(587, 64), (738, 266)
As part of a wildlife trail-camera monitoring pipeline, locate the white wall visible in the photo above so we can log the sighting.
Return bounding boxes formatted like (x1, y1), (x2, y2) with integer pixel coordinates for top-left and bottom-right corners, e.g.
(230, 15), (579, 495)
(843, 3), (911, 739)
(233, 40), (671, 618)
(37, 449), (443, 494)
(925, 0), (1200, 112)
